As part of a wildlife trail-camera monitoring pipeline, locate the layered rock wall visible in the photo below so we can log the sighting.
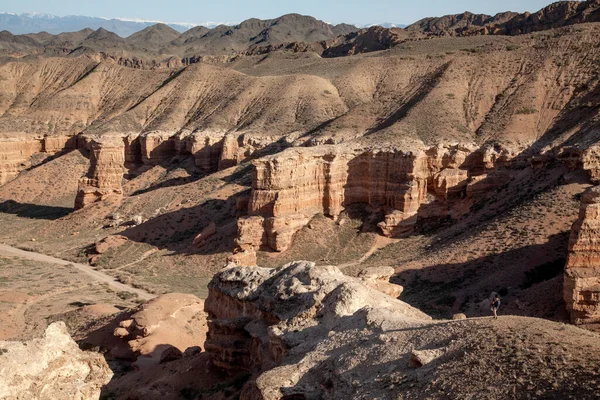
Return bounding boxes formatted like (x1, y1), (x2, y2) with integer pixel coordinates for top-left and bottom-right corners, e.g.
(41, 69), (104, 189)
(0, 136), (79, 186)
(235, 144), (503, 257)
(140, 132), (177, 165)
(132, 130), (280, 171)
(564, 185), (600, 324)
(189, 131), (227, 171)
(0, 139), (43, 185)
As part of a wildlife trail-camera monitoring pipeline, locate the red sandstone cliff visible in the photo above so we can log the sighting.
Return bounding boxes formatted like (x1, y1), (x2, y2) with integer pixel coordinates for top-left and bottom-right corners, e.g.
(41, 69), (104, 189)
(75, 138), (126, 209)
(565, 185), (600, 324)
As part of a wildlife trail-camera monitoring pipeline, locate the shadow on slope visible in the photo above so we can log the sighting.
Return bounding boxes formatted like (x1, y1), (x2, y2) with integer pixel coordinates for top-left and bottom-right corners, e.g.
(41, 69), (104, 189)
(393, 232), (569, 320)
(128, 156), (208, 196)
(524, 77), (600, 154)
(0, 200), (72, 220)
(366, 62), (451, 135)
(118, 198), (237, 255)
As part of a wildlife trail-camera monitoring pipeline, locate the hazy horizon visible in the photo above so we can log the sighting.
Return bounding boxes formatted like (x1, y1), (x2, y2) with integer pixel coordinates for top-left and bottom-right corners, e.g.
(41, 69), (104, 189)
(1, 0), (562, 27)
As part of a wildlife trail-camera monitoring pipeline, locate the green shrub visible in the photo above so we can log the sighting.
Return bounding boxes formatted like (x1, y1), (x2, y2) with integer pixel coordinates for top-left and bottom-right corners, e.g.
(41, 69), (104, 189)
(516, 107), (538, 115)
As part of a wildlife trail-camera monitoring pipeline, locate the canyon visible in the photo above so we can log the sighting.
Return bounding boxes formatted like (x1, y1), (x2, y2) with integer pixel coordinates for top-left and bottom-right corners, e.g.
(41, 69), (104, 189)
(2, 18), (600, 323)
(2, 2), (600, 398)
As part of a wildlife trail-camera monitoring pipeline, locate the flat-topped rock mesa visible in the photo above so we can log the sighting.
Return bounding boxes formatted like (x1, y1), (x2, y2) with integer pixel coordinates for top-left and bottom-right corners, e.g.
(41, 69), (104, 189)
(565, 185), (600, 324)
(233, 143), (513, 257)
(0, 322), (112, 400)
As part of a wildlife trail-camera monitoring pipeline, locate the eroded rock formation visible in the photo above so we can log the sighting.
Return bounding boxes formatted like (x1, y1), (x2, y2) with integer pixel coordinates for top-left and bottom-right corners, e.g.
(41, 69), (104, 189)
(358, 266), (404, 298)
(204, 261), (430, 374)
(0, 322), (112, 400)
(78, 294), (208, 369)
(112, 293), (208, 368)
(0, 139), (43, 185)
(234, 143), (509, 257)
(126, 130), (280, 171)
(565, 185), (600, 324)
(75, 138), (125, 209)
(204, 261), (600, 399)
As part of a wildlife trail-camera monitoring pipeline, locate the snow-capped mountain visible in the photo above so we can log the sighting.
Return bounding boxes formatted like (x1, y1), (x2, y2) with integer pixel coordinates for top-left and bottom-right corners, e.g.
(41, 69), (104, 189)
(0, 12), (221, 36)
(361, 22), (407, 28)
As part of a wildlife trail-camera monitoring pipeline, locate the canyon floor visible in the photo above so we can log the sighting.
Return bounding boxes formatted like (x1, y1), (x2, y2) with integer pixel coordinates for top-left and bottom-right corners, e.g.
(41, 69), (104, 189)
(0, 253), (140, 341)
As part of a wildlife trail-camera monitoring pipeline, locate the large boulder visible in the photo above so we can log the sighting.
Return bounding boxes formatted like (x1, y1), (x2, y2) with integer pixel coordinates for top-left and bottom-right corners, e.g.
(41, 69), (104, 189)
(204, 261), (430, 374)
(0, 322), (112, 399)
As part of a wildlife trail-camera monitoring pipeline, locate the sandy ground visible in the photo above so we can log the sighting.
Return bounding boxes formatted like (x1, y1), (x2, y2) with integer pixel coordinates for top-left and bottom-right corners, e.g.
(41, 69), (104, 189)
(0, 254), (140, 341)
(0, 244), (155, 300)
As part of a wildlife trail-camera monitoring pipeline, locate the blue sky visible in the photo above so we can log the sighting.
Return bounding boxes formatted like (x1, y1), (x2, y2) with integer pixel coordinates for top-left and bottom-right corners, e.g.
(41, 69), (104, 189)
(0, 0), (559, 26)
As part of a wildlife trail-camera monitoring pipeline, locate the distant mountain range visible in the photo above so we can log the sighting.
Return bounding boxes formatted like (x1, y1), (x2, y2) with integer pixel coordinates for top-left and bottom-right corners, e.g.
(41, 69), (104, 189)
(0, 12), (406, 37)
(3, 0), (600, 60)
(362, 23), (407, 29)
(0, 12), (211, 36)
(0, 14), (364, 59)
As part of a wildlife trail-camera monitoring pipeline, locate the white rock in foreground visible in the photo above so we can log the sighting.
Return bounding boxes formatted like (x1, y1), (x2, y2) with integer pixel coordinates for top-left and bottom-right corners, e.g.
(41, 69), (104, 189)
(0, 322), (112, 400)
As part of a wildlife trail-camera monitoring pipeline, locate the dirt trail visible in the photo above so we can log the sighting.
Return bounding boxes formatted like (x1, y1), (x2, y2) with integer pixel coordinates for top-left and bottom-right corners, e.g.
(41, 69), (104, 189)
(338, 235), (400, 270)
(0, 244), (156, 300)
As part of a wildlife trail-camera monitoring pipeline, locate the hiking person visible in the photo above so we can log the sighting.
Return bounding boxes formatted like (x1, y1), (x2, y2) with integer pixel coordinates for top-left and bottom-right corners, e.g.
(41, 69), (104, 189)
(490, 294), (501, 319)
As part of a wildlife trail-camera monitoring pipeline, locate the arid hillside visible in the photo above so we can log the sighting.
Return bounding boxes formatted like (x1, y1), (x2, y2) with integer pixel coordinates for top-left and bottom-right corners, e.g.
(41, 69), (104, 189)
(1, 18), (600, 320)
(3, 3), (600, 399)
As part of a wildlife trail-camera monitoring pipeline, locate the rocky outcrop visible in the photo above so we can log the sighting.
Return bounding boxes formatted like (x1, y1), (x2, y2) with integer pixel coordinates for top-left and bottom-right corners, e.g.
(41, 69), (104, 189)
(140, 131), (176, 165)
(41, 135), (77, 153)
(569, 144), (600, 183)
(407, 11), (519, 36)
(0, 139), (43, 185)
(358, 266), (403, 298)
(480, 0), (600, 36)
(189, 131), (227, 171)
(236, 144), (506, 256)
(204, 261), (430, 374)
(564, 185), (600, 324)
(127, 130), (280, 171)
(204, 261), (600, 399)
(75, 138), (125, 209)
(322, 26), (409, 58)
(0, 322), (112, 400)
